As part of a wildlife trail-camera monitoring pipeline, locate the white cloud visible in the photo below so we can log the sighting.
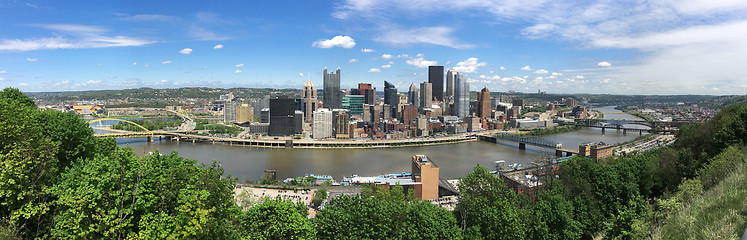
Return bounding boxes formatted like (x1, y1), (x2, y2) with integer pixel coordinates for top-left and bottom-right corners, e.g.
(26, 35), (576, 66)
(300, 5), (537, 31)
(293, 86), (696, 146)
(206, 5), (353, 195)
(160, 79), (168, 83)
(552, 72), (562, 76)
(396, 54), (409, 58)
(213, 44), (224, 49)
(521, 66), (533, 71)
(452, 57), (487, 73)
(86, 80), (102, 84)
(161, 60), (172, 64)
(349, 58), (359, 63)
(533, 69), (549, 74)
(406, 54), (438, 68)
(368, 68), (381, 72)
(0, 77), (4, 81)
(132, 62), (137, 66)
(144, 64), (149, 68)
(179, 48), (193, 54)
(361, 48), (376, 52)
(388, 61), (394, 64)
(597, 61), (611, 67)
(19, 82), (28, 86)
(479, 74), (501, 80)
(0, 24), (155, 51)
(299, 73), (304, 77)
(381, 64), (392, 69)
(26, 58), (37, 62)
(374, 26), (475, 49)
(234, 70), (242, 74)
(499, 66), (506, 70)
(235, 63), (244, 67)
(574, 75), (585, 79)
(312, 35), (356, 48)
(381, 54), (393, 59)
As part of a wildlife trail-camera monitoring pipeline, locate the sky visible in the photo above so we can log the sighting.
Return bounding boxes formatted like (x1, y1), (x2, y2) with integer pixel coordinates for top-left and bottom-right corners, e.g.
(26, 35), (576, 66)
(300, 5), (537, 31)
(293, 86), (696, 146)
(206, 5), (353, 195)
(1, 0), (747, 95)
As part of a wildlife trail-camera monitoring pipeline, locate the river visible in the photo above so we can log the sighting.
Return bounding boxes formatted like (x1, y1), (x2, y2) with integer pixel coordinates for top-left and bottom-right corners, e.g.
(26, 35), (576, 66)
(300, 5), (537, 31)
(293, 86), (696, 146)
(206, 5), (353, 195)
(110, 106), (644, 181)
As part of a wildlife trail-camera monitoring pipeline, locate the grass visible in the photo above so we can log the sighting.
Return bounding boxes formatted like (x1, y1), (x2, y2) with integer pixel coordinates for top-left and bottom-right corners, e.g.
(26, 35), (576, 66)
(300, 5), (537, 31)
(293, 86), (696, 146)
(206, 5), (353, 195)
(654, 162), (747, 239)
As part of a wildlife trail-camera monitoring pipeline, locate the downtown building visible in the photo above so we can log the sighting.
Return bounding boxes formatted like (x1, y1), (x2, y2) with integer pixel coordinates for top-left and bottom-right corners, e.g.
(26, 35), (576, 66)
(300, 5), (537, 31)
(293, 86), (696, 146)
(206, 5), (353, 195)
(428, 66), (444, 102)
(323, 68), (341, 110)
(420, 81), (432, 110)
(302, 80), (318, 123)
(384, 81), (399, 119)
(476, 87), (491, 119)
(454, 72), (470, 119)
(312, 108), (333, 139)
(269, 96), (301, 136)
(408, 83), (419, 109)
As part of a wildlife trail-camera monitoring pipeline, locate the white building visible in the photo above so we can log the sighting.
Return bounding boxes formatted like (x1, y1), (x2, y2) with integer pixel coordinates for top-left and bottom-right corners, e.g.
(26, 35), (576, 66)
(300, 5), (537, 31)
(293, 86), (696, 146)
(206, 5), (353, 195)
(313, 108), (333, 139)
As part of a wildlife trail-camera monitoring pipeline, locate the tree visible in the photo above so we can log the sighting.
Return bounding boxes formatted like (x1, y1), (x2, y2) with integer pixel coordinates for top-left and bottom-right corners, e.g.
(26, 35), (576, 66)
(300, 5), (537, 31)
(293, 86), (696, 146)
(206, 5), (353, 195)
(238, 199), (315, 240)
(454, 165), (527, 240)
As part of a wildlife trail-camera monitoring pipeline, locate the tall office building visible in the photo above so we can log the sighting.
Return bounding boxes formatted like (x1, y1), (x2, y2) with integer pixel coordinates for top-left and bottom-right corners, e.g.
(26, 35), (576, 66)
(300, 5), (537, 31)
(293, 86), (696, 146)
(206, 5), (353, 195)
(342, 95), (364, 117)
(313, 108), (333, 139)
(323, 68), (341, 109)
(408, 83), (420, 109)
(445, 69), (457, 100)
(428, 66), (444, 102)
(332, 109), (350, 138)
(384, 81), (399, 118)
(302, 80), (318, 123)
(236, 104), (253, 123)
(477, 87), (491, 119)
(420, 82), (432, 109)
(253, 95), (269, 119)
(454, 72), (470, 118)
(269, 96), (297, 136)
(224, 101), (237, 123)
(401, 104), (418, 126)
(357, 83), (376, 105)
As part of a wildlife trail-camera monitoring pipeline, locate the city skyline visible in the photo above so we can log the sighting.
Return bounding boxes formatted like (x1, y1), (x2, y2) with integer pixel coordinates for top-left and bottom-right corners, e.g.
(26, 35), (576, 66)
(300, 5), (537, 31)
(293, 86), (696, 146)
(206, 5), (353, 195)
(1, 0), (747, 95)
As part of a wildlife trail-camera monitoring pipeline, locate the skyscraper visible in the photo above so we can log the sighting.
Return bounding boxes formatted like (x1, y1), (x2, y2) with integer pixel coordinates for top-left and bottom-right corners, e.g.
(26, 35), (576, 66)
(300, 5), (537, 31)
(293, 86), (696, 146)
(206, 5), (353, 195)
(420, 81), (432, 109)
(428, 66), (444, 102)
(313, 108), (332, 139)
(477, 87), (491, 119)
(224, 101), (237, 123)
(445, 69), (457, 100)
(323, 68), (341, 109)
(384, 81), (399, 118)
(302, 80), (318, 122)
(269, 96), (297, 136)
(408, 83), (420, 109)
(454, 72), (470, 118)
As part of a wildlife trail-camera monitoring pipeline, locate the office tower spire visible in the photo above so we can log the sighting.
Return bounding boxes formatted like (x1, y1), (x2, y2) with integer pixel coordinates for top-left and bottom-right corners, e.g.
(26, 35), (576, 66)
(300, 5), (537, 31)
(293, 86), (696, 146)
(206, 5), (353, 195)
(445, 69), (456, 99)
(408, 82), (419, 109)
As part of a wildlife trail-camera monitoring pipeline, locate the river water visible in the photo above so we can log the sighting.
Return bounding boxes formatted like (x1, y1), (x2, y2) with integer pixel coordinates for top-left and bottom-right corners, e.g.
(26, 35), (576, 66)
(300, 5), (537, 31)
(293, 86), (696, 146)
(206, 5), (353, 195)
(110, 106), (643, 181)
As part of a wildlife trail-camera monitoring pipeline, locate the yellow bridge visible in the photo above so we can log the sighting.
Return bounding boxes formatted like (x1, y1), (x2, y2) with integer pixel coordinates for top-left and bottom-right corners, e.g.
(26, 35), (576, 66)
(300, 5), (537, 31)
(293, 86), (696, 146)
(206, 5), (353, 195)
(89, 118), (154, 138)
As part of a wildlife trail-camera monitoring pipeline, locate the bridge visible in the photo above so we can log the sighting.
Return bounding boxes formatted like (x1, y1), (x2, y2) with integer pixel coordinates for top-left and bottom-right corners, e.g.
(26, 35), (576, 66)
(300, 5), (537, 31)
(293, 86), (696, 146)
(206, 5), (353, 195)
(478, 133), (578, 157)
(570, 118), (698, 133)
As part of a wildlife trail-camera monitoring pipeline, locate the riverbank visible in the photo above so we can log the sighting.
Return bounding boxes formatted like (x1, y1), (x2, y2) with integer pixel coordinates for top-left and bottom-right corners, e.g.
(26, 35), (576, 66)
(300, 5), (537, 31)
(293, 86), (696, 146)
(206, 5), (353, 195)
(518, 125), (586, 137)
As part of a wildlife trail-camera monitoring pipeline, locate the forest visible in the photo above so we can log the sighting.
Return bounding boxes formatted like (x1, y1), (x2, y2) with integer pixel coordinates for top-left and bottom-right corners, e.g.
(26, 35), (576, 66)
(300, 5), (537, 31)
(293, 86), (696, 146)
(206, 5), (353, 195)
(2, 87), (746, 239)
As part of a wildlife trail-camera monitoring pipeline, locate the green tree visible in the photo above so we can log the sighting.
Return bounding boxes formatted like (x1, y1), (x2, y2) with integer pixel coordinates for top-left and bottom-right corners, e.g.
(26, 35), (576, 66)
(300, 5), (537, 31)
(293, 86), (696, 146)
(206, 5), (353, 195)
(238, 199), (315, 240)
(454, 165), (527, 240)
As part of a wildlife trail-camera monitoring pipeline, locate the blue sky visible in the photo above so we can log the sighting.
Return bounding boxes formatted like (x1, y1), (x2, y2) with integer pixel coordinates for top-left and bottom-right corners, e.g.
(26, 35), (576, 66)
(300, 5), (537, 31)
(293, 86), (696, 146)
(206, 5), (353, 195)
(1, 0), (747, 95)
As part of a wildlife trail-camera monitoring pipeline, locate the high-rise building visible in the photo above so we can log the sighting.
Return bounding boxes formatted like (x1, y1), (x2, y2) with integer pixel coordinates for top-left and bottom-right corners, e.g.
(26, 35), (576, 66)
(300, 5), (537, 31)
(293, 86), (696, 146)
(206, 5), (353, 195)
(236, 104), (253, 123)
(363, 88), (376, 105)
(408, 83), (420, 109)
(477, 87), (491, 119)
(445, 69), (456, 100)
(342, 95), (364, 117)
(224, 101), (237, 123)
(323, 68), (341, 109)
(420, 81), (432, 109)
(332, 109), (350, 138)
(302, 80), (318, 123)
(384, 81), (399, 118)
(512, 99), (525, 108)
(253, 95), (269, 119)
(313, 108), (333, 139)
(454, 72), (470, 118)
(564, 98), (577, 107)
(428, 66), (444, 102)
(269, 96), (297, 136)
(400, 104), (418, 126)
